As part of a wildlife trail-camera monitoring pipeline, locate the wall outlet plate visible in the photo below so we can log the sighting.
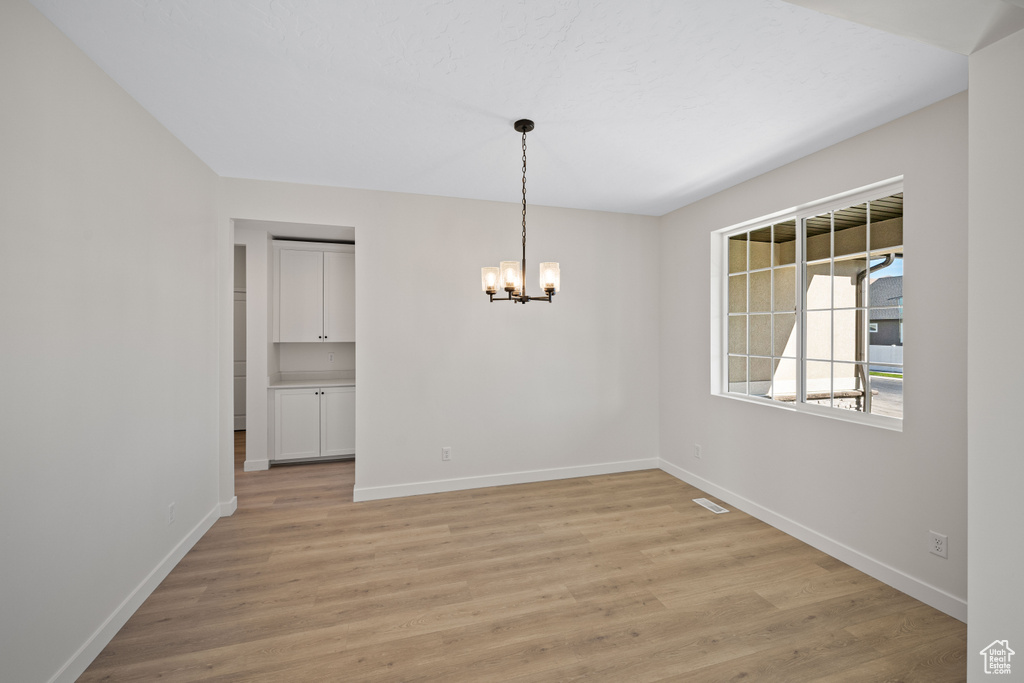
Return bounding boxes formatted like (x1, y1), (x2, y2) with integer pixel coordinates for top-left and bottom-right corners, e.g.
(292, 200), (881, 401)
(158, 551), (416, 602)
(929, 531), (948, 558)
(441, 447), (451, 461)
(694, 444), (702, 459)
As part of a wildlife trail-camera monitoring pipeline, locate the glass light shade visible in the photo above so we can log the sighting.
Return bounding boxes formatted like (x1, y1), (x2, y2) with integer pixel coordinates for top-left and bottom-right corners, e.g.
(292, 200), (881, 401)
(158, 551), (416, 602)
(539, 262), (560, 292)
(481, 267), (499, 293)
(500, 261), (521, 291)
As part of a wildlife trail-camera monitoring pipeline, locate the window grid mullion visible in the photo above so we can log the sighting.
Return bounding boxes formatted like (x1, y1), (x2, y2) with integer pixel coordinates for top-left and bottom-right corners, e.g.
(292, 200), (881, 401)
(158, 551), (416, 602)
(726, 239), (731, 394)
(746, 237), (751, 396)
(769, 225), (775, 398)
(864, 201), (872, 413)
(722, 242), (728, 393)
(829, 210), (835, 405)
(796, 216), (806, 404)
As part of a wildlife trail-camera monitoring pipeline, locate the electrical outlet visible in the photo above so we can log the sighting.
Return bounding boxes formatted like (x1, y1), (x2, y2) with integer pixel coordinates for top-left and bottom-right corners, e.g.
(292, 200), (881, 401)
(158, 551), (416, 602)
(694, 444), (702, 460)
(441, 447), (451, 462)
(328, 352), (335, 363)
(168, 502), (175, 525)
(929, 531), (947, 558)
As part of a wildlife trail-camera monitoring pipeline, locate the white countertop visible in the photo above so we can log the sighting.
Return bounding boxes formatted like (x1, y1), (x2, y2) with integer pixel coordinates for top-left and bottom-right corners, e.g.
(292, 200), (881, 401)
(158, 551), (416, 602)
(269, 372), (355, 389)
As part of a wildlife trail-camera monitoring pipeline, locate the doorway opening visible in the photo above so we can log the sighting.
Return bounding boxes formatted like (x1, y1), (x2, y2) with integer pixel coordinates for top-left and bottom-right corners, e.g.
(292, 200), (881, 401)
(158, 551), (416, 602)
(230, 219), (356, 497)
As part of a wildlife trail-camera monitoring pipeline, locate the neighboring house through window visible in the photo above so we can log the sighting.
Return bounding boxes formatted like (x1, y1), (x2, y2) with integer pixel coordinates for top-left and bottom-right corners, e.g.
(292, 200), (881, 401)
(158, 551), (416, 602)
(717, 179), (904, 428)
(868, 276), (903, 347)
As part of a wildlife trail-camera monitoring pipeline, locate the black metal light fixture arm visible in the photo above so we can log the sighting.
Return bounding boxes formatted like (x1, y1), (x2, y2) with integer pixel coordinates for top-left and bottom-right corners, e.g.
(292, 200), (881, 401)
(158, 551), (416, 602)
(486, 291), (555, 303)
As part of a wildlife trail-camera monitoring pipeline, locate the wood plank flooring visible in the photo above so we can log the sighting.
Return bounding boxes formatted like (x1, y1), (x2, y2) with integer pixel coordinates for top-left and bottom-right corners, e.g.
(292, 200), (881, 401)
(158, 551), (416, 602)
(80, 433), (966, 681)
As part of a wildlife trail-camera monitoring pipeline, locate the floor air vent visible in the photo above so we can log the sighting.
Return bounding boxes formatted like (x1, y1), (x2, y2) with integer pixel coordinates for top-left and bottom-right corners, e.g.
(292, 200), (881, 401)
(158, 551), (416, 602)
(693, 497), (729, 514)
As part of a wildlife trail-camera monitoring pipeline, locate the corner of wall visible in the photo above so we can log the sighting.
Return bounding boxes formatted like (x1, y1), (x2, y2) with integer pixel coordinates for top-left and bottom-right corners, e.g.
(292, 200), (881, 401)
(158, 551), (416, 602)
(49, 506), (221, 683)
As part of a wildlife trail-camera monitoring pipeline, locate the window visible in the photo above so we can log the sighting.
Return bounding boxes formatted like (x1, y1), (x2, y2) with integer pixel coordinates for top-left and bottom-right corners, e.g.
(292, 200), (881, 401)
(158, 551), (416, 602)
(719, 180), (903, 428)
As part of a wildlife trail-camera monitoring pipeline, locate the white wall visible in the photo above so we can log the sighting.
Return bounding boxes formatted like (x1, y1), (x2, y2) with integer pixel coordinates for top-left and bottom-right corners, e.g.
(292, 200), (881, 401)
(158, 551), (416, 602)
(221, 180), (662, 499)
(233, 244), (246, 290)
(0, 2), (222, 681)
(967, 28), (1024, 681)
(277, 343), (356, 375)
(233, 245), (246, 430)
(659, 93), (968, 619)
(234, 225), (272, 470)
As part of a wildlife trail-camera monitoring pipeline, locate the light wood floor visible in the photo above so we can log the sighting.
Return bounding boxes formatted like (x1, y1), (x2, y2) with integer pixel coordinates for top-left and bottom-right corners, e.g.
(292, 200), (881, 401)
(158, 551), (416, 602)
(81, 432), (966, 681)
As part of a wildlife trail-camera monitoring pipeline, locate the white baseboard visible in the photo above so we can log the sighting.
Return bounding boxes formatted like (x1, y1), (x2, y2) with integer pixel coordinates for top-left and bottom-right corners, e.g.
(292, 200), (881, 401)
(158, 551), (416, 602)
(220, 496), (237, 516)
(50, 506), (220, 683)
(353, 458), (659, 502)
(658, 459), (967, 622)
(243, 458), (269, 471)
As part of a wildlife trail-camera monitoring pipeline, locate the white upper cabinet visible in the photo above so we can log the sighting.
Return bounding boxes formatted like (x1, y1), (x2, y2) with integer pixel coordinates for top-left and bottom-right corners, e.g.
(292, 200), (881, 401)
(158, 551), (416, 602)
(277, 248), (324, 342)
(324, 250), (356, 343)
(274, 241), (355, 343)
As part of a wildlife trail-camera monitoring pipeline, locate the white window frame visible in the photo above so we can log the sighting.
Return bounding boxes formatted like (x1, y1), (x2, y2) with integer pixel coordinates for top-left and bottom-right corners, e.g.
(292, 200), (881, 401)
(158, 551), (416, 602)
(711, 177), (903, 431)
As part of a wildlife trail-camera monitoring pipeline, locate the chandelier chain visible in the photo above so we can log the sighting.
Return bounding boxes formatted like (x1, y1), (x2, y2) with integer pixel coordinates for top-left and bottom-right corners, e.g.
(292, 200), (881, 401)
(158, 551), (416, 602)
(521, 129), (528, 263)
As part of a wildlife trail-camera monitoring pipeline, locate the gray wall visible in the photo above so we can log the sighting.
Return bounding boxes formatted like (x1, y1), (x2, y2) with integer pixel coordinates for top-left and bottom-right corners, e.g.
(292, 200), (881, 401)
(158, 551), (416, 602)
(968, 27), (1024, 682)
(220, 179), (663, 498)
(870, 320), (902, 347)
(659, 93), (968, 618)
(0, 1), (222, 681)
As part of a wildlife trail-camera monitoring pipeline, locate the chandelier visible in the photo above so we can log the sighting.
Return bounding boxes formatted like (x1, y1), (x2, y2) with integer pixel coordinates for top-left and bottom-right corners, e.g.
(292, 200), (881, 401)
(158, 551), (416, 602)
(481, 119), (560, 303)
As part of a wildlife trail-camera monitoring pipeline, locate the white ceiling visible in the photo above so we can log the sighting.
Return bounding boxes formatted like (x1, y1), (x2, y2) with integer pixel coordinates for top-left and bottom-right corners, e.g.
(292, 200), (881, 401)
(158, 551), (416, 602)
(29, 0), (974, 216)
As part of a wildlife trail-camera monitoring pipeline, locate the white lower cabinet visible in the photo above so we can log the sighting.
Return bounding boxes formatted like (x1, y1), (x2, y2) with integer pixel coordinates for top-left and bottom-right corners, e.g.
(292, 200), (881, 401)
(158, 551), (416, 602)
(274, 386), (355, 461)
(320, 386), (356, 457)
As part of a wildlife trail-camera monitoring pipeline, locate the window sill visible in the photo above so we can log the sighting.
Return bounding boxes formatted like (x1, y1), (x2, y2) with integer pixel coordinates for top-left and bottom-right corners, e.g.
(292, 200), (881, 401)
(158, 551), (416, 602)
(714, 391), (903, 432)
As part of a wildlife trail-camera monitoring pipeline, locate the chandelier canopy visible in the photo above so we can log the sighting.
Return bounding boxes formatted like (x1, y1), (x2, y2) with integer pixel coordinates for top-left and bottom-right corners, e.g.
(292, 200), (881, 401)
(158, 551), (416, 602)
(481, 119), (560, 304)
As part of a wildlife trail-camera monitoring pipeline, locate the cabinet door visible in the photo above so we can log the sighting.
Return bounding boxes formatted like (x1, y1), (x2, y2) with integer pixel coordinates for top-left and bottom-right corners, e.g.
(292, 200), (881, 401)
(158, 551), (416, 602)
(275, 388), (322, 460)
(321, 386), (355, 457)
(324, 250), (355, 342)
(278, 248), (324, 342)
